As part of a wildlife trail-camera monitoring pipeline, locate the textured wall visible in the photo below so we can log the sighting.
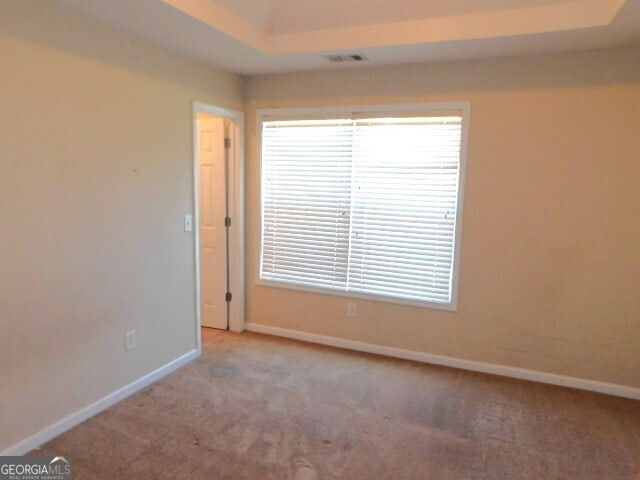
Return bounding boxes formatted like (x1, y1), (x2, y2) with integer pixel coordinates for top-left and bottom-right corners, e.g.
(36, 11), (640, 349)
(244, 45), (640, 389)
(0, 0), (242, 451)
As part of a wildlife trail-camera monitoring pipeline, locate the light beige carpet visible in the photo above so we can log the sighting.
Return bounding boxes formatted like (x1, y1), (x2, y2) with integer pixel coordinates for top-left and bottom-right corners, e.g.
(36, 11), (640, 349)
(33, 328), (640, 479)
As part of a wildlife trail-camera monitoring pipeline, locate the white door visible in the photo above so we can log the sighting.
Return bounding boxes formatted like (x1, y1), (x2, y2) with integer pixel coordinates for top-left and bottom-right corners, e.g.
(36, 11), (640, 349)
(198, 114), (227, 329)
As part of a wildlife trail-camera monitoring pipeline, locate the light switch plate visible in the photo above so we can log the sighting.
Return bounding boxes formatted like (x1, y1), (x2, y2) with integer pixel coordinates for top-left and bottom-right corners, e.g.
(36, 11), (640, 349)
(125, 330), (136, 351)
(184, 214), (193, 232)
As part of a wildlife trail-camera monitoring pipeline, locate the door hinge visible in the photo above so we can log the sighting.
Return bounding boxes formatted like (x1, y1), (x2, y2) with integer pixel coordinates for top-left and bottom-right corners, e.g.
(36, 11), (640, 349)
(225, 292), (232, 302)
(224, 138), (231, 149)
(224, 216), (231, 227)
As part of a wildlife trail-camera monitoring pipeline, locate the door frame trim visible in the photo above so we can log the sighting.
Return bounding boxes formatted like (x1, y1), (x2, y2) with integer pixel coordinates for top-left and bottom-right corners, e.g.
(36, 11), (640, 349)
(192, 102), (245, 351)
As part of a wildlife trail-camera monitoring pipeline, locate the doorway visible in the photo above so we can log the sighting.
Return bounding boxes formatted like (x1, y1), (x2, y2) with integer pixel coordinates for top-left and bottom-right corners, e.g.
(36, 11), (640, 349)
(193, 103), (245, 348)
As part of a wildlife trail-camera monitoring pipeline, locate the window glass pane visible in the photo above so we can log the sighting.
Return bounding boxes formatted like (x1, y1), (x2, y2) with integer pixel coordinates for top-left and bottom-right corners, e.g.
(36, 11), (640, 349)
(348, 117), (462, 304)
(261, 120), (352, 289)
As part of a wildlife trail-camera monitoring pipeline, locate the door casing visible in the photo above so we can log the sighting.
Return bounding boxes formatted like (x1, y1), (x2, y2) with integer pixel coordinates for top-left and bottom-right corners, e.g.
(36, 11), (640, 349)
(192, 102), (245, 352)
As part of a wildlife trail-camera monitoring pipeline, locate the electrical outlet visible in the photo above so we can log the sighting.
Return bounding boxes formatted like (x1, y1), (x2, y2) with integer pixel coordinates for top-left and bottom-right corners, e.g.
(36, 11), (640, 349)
(125, 330), (136, 351)
(347, 302), (357, 318)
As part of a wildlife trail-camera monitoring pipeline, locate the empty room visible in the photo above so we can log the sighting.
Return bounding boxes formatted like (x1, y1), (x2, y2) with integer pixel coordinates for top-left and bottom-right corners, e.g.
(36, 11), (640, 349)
(1, 0), (639, 478)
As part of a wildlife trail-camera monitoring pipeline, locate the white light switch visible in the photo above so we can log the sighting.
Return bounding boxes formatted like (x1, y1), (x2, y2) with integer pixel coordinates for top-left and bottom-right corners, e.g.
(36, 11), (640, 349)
(125, 330), (136, 351)
(184, 214), (193, 232)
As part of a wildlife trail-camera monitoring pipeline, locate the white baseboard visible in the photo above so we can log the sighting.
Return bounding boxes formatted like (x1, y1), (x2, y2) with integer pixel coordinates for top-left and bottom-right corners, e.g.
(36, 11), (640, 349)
(1, 349), (200, 456)
(245, 323), (640, 401)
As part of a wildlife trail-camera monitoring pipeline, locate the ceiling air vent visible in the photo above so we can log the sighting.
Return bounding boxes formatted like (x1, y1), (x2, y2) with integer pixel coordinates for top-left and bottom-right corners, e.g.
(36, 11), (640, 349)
(325, 54), (369, 63)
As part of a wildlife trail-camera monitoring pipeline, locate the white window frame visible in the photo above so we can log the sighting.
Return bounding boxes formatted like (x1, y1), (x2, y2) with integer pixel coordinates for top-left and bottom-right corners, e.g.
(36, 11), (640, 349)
(256, 102), (470, 311)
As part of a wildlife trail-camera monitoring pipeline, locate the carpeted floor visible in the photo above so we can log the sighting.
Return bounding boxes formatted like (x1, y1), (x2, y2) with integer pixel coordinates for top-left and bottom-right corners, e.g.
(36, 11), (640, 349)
(32, 328), (640, 479)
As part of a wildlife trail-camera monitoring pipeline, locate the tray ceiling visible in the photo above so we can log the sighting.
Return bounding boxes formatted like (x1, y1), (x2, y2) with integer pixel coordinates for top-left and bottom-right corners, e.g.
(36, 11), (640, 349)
(52, 0), (640, 74)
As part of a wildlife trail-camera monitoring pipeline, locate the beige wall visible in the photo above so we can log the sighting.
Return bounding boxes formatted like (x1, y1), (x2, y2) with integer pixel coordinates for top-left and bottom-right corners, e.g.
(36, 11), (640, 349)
(0, 1), (242, 451)
(244, 45), (640, 389)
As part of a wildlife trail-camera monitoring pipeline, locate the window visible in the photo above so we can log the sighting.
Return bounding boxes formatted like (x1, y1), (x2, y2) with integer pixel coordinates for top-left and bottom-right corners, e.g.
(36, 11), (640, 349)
(259, 104), (469, 309)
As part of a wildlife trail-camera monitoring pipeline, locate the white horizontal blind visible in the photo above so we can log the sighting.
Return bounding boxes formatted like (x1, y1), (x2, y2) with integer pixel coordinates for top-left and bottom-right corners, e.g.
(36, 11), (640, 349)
(348, 117), (462, 304)
(261, 120), (353, 289)
(260, 113), (464, 306)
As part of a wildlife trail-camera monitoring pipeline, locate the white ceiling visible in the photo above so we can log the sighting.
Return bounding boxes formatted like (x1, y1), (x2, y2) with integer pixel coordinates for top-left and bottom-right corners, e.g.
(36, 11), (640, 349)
(52, 0), (640, 74)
